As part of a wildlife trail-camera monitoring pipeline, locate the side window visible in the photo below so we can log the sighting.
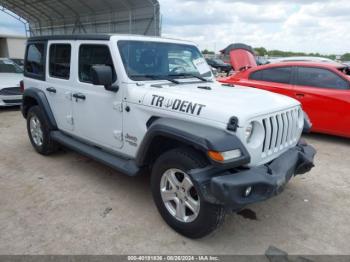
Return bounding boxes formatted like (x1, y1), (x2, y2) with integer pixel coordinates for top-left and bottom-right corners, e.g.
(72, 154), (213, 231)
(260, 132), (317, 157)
(79, 45), (116, 83)
(49, 44), (71, 79)
(25, 43), (45, 78)
(249, 70), (263, 80)
(249, 67), (292, 84)
(296, 67), (349, 90)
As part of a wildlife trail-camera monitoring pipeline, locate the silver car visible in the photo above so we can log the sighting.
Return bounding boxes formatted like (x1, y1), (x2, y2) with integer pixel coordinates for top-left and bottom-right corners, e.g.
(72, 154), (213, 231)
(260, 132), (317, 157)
(0, 58), (23, 106)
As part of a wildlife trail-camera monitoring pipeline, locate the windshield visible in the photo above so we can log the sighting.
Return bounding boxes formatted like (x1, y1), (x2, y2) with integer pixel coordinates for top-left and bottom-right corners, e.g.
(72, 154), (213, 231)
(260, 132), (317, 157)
(0, 60), (23, 73)
(338, 66), (350, 76)
(118, 41), (212, 81)
(11, 59), (24, 66)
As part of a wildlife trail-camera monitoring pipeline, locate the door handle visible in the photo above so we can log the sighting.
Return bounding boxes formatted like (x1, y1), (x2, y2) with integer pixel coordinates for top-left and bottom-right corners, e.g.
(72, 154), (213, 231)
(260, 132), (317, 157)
(72, 93), (86, 101)
(46, 87), (56, 93)
(296, 93), (305, 98)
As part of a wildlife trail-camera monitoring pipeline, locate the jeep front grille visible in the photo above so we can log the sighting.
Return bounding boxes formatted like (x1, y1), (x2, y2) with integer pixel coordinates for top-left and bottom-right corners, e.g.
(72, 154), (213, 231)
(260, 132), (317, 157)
(261, 107), (301, 158)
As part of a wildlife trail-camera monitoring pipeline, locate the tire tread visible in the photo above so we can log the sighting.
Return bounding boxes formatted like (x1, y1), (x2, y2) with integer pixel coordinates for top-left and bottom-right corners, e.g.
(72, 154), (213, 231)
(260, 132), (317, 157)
(151, 147), (225, 238)
(27, 105), (59, 155)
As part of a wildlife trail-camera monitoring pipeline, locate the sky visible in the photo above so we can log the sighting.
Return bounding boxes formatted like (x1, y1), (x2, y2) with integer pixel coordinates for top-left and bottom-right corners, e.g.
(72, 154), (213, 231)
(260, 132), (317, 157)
(0, 0), (349, 55)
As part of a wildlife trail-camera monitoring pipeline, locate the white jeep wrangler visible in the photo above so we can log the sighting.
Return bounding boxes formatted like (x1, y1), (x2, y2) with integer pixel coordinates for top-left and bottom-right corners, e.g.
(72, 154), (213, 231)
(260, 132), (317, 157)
(22, 34), (316, 238)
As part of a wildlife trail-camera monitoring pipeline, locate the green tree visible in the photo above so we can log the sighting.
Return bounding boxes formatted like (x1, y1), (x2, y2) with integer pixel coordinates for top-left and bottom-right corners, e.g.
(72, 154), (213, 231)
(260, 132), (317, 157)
(254, 47), (268, 56)
(202, 49), (215, 55)
(342, 53), (350, 61)
(253, 46), (342, 60)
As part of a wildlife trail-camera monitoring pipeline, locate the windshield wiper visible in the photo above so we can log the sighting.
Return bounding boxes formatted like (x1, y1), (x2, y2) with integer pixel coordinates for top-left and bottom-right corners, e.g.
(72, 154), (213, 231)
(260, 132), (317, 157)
(130, 74), (180, 84)
(168, 73), (210, 82)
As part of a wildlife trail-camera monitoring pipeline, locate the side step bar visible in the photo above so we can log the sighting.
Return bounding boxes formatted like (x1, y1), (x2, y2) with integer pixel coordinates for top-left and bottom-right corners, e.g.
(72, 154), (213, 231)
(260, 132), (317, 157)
(51, 131), (140, 176)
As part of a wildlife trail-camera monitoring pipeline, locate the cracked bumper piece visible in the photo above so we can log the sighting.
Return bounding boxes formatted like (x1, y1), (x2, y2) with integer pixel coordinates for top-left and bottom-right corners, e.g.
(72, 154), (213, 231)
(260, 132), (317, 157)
(189, 140), (316, 209)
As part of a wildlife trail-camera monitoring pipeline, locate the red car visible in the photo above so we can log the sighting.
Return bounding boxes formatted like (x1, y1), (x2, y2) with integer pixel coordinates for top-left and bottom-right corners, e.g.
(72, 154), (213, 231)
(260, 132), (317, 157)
(219, 44), (350, 138)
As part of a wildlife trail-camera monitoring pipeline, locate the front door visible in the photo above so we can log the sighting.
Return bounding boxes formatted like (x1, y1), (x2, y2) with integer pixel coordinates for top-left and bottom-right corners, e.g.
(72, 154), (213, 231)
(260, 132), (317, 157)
(247, 66), (295, 97)
(71, 42), (124, 150)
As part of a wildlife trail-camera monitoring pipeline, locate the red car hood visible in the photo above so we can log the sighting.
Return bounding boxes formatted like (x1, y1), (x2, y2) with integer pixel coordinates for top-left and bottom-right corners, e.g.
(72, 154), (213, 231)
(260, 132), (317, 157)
(220, 43), (257, 71)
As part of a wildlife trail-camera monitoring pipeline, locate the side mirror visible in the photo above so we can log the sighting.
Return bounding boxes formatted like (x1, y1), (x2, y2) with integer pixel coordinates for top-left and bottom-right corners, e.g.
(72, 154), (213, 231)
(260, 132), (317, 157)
(91, 65), (119, 92)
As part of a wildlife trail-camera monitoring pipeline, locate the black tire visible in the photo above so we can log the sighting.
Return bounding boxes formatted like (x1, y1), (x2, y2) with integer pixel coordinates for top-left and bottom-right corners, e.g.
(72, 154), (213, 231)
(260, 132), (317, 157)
(151, 147), (225, 238)
(27, 106), (59, 155)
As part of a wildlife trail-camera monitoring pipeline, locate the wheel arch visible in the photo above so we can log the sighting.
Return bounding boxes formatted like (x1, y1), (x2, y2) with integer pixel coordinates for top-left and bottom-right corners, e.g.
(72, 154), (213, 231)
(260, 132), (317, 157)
(136, 118), (250, 168)
(22, 87), (58, 130)
(137, 134), (209, 168)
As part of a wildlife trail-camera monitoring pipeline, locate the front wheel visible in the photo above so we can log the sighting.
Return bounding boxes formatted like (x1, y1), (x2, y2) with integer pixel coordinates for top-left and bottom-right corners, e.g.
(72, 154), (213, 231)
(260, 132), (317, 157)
(151, 147), (225, 238)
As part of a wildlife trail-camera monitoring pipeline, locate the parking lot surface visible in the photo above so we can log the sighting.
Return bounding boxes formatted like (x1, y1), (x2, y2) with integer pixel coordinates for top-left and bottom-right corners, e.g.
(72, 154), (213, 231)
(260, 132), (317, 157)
(0, 108), (349, 255)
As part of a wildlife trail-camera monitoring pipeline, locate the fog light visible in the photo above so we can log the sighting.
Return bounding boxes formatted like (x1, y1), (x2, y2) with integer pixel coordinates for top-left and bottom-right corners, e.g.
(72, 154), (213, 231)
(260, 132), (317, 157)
(244, 186), (252, 197)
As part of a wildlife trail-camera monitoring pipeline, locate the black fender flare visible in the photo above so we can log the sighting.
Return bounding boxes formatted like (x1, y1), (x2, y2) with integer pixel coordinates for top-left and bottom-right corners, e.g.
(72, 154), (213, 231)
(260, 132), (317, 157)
(21, 87), (58, 130)
(136, 118), (250, 168)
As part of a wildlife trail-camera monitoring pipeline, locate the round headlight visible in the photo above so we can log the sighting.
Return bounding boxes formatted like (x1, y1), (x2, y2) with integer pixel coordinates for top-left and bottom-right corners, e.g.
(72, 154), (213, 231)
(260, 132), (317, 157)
(245, 122), (254, 142)
(244, 121), (264, 148)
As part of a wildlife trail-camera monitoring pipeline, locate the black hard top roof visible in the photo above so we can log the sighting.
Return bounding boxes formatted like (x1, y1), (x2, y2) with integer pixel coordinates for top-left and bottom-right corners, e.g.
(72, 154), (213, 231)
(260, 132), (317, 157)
(28, 34), (112, 42)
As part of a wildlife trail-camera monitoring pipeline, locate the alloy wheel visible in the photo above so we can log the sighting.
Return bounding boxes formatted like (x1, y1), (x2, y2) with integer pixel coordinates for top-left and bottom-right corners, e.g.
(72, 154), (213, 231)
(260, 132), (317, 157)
(160, 168), (200, 223)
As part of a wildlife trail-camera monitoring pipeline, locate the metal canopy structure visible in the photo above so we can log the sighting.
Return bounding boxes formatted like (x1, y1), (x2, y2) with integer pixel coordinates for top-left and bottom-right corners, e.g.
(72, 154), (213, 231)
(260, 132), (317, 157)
(0, 0), (160, 37)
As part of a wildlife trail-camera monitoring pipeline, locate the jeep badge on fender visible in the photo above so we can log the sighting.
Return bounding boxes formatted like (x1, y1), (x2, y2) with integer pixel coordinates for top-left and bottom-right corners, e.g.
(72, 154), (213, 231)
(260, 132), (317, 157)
(21, 34), (316, 238)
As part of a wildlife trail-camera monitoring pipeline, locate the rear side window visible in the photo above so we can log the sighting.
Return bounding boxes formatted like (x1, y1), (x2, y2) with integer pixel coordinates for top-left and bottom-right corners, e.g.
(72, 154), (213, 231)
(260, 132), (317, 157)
(25, 43), (45, 79)
(296, 67), (349, 90)
(250, 67), (292, 84)
(49, 44), (71, 80)
(79, 45), (116, 83)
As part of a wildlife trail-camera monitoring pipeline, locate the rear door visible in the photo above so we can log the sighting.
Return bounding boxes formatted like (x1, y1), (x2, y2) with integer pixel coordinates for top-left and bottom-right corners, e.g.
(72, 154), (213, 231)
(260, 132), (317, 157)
(293, 66), (350, 136)
(247, 66), (295, 97)
(45, 41), (74, 132)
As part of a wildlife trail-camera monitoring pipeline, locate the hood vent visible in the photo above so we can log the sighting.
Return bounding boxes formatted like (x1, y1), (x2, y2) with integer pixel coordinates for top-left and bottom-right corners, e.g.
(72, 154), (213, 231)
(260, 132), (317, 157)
(227, 117), (239, 132)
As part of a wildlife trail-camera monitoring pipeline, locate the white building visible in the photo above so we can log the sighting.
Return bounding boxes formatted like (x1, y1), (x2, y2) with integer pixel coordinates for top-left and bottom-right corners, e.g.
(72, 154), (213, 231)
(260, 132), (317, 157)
(0, 34), (26, 59)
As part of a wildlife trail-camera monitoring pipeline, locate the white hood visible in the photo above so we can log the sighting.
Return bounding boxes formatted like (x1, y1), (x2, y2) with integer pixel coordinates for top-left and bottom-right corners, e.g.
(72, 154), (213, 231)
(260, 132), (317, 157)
(142, 81), (300, 126)
(0, 73), (23, 89)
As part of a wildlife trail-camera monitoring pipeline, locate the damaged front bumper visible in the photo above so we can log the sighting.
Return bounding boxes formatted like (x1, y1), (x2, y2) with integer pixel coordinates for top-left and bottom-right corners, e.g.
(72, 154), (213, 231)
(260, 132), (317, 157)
(189, 140), (316, 210)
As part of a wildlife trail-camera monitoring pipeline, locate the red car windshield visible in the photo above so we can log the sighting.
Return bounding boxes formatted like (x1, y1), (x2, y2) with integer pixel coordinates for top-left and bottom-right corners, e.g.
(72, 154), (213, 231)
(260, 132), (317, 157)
(337, 66), (350, 76)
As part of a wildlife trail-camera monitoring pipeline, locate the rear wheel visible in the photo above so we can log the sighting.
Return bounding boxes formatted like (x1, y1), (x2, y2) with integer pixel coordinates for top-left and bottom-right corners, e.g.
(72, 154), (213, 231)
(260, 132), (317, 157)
(27, 106), (58, 155)
(151, 147), (225, 238)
